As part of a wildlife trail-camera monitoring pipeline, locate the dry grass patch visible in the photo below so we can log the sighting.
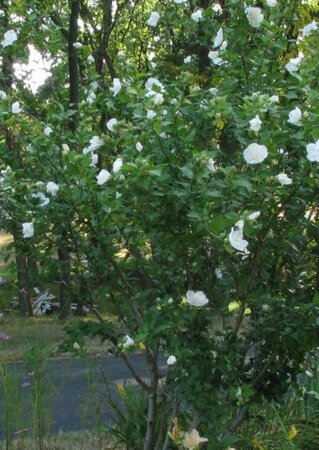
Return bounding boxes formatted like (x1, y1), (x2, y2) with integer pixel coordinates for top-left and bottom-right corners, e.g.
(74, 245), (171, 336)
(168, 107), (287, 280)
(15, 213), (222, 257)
(0, 232), (13, 248)
(0, 430), (120, 450)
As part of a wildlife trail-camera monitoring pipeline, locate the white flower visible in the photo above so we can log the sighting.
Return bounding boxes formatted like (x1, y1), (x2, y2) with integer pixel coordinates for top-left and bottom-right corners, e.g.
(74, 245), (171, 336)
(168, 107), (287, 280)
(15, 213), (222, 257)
(73, 42), (83, 49)
(208, 50), (223, 65)
(302, 21), (318, 38)
(111, 78), (122, 96)
(288, 107), (302, 126)
(0, 90), (7, 100)
(184, 55), (192, 63)
(90, 153), (99, 167)
(249, 115), (262, 132)
(229, 220), (250, 253)
(212, 3), (222, 14)
(182, 429), (208, 449)
(167, 355), (177, 365)
(11, 101), (21, 114)
(245, 7), (264, 28)
(26, 144), (33, 152)
(123, 335), (134, 349)
(44, 126), (53, 136)
(147, 12), (160, 27)
(269, 95), (279, 103)
(207, 158), (217, 173)
(87, 55), (95, 63)
(88, 136), (104, 152)
(214, 28), (223, 48)
(112, 157), (123, 173)
(145, 77), (164, 92)
(236, 387), (242, 400)
(62, 144), (70, 153)
(106, 118), (118, 132)
(1, 29), (17, 47)
(145, 89), (156, 99)
(117, 50), (125, 58)
(220, 40), (228, 51)
(209, 87), (218, 95)
(215, 268), (223, 279)
(306, 140), (319, 162)
(248, 211), (261, 220)
(147, 109), (156, 120)
(285, 57), (302, 74)
(186, 290), (209, 307)
(22, 222), (34, 238)
(136, 142), (143, 152)
(243, 143), (268, 164)
(191, 9), (203, 22)
(153, 93), (164, 105)
(97, 169), (111, 185)
(87, 92), (96, 105)
(276, 173), (293, 185)
(46, 181), (59, 196)
(32, 192), (50, 207)
(266, 0), (277, 7)
(90, 81), (99, 92)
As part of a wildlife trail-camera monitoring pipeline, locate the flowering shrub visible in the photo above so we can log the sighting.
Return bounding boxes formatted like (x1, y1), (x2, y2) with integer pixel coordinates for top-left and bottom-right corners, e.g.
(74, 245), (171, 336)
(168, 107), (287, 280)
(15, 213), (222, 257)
(1, 0), (319, 448)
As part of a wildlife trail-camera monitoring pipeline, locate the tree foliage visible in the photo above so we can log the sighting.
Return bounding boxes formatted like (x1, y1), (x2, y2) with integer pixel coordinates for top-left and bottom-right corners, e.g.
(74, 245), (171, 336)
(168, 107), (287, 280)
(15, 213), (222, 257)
(0, 0), (319, 448)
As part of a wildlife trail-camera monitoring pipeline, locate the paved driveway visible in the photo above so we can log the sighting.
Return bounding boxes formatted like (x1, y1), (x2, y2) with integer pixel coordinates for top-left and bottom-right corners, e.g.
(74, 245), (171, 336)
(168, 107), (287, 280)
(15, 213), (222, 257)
(0, 354), (166, 438)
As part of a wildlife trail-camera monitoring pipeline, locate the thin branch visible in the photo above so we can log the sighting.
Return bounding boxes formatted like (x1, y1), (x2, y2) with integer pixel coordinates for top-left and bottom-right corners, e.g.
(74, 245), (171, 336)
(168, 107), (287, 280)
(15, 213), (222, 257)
(50, 11), (69, 41)
(120, 353), (152, 393)
(224, 404), (250, 436)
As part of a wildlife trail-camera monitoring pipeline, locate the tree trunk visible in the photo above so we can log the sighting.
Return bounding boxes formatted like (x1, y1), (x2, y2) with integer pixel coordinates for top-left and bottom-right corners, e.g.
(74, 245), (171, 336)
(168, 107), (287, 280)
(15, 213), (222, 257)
(57, 0), (80, 318)
(68, 0), (80, 132)
(58, 247), (71, 319)
(143, 349), (159, 450)
(2, 4), (34, 317)
(15, 244), (33, 317)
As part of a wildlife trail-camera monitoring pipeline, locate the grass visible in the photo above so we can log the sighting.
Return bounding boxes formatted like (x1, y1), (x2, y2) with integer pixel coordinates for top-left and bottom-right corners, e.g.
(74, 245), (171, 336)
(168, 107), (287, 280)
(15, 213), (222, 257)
(238, 361), (319, 449)
(0, 314), (115, 362)
(0, 430), (121, 450)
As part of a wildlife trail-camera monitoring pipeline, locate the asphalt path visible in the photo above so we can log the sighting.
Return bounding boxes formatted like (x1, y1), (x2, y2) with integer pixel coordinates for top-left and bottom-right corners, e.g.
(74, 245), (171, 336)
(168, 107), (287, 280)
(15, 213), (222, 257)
(0, 354), (166, 439)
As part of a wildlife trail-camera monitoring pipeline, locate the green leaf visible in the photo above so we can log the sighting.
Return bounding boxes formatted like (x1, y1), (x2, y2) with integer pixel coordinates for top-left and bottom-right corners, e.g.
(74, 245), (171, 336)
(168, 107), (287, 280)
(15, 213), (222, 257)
(307, 390), (319, 401)
(208, 216), (230, 234)
(149, 169), (162, 177)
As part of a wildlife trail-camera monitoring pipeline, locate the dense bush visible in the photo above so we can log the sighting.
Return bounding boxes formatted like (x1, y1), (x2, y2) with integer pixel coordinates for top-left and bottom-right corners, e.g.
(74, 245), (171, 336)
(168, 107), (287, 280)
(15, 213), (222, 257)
(1, 0), (319, 448)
